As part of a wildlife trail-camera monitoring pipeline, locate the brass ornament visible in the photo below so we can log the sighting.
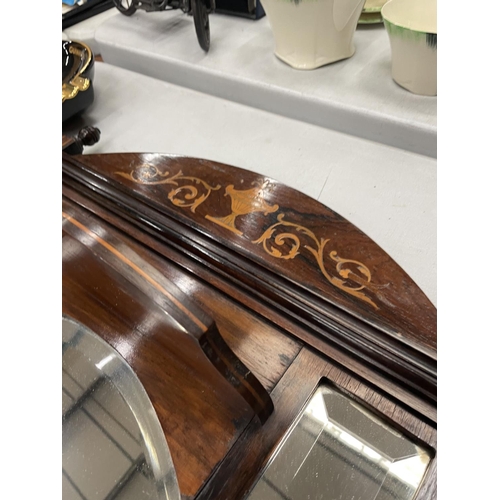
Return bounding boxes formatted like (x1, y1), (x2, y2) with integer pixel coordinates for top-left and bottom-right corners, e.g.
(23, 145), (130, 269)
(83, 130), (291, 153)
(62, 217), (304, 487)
(62, 42), (93, 103)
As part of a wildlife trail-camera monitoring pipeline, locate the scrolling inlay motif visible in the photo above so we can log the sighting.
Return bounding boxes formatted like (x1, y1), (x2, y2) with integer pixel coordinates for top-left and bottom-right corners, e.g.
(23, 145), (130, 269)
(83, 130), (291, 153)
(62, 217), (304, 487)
(116, 165), (380, 309)
(253, 214), (378, 309)
(116, 164), (221, 213)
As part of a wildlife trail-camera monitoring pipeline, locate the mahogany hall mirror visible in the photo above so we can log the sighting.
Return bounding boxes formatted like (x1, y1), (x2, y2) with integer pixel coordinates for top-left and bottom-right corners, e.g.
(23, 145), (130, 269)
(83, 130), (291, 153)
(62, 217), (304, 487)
(62, 137), (436, 500)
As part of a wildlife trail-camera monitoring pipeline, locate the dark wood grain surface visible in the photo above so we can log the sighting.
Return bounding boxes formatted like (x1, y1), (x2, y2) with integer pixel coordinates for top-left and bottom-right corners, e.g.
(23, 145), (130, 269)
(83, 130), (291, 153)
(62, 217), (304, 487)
(62, 181), (436, 423)
(62, 200), (274, 422)
(62, 198), (303, 498)
(62, 152), (437, 403)
(62, 151), (437, 500)
(65, 153), (436, 350)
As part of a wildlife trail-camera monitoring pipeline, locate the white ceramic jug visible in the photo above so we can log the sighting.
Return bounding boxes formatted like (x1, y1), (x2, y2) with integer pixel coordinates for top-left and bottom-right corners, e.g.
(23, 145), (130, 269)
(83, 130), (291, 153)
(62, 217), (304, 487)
(261, 0), (366, 70)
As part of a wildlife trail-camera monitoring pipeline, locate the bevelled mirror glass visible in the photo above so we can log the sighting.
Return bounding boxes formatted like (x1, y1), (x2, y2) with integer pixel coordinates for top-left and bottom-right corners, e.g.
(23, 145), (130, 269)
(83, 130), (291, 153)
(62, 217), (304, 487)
(62, 316), (181, 500)
(246, 385), (431, 500)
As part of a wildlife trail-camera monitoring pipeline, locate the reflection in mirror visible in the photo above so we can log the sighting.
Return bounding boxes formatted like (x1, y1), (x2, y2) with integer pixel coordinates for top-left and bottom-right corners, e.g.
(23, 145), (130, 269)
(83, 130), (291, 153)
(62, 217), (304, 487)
(246, 385), (431, 500)
(62, 316), (181, 500)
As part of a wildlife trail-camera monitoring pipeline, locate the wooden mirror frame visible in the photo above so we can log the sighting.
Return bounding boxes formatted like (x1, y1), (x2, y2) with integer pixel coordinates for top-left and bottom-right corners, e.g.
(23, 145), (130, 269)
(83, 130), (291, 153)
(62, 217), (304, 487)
(62, 146), (436, 500)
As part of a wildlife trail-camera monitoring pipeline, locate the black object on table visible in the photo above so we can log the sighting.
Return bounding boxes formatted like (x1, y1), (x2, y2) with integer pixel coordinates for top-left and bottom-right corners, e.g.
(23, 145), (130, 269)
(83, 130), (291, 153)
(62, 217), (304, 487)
(215, 0), (265, 19)
(62, 41), (95, 122)
(62, 0), (115, 30)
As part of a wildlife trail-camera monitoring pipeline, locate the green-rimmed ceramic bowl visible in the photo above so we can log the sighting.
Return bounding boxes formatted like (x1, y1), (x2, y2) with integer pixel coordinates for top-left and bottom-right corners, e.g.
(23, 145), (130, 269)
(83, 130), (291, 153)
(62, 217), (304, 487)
(381, 0), (437, 95)
(358, 0), (389, 24)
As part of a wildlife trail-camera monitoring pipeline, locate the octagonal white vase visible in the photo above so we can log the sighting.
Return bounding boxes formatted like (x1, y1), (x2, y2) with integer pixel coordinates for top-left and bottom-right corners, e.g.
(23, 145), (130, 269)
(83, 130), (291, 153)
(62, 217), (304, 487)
(261, 0), (366, 70)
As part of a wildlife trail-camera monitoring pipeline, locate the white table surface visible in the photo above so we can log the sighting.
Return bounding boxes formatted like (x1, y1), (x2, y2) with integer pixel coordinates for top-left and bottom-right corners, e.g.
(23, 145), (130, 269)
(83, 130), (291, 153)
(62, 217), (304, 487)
(64, 62), (436, 306)
(95, 11), (437, 158)
(63, 8), (120, 55)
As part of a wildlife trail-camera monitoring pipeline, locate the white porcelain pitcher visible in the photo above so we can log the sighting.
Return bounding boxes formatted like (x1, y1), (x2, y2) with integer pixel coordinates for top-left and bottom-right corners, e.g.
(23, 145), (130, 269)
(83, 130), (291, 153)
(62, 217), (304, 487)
(261, 0), (366, 70)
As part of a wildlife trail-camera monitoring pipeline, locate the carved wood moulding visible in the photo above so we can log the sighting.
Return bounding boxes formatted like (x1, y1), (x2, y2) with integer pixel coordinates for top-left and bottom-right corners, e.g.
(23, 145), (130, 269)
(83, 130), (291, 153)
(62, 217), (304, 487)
(62, 152), (437, 404)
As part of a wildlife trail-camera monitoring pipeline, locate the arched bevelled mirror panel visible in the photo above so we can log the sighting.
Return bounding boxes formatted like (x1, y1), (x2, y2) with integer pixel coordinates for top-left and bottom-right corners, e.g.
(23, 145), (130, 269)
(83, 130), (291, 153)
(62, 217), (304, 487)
(62, 316), (181, 500)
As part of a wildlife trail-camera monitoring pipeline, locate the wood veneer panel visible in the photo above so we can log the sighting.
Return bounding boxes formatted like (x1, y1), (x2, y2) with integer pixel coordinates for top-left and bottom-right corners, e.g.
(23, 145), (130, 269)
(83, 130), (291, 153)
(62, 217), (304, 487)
(144, 260), (302, 392)
(61, 150), (437, 499)
(63, 204), (275, 421)
(62, 195), (302, 393)
(62, 152), (437, 403)
(62, 182), (436, 422)
(65, 152), (436, 351)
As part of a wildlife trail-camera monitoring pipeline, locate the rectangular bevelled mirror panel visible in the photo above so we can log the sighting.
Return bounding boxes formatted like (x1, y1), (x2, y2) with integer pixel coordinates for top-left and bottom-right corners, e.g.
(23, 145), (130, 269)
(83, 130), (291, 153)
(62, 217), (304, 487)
(246, 385), (431, 500)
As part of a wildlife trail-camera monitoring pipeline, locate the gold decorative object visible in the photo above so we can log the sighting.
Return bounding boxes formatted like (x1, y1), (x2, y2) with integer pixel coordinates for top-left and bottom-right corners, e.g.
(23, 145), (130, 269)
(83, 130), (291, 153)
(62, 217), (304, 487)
(62, 42), (93, 103)
(206, 184), (279, 236)
(62, 76), (90, 102)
